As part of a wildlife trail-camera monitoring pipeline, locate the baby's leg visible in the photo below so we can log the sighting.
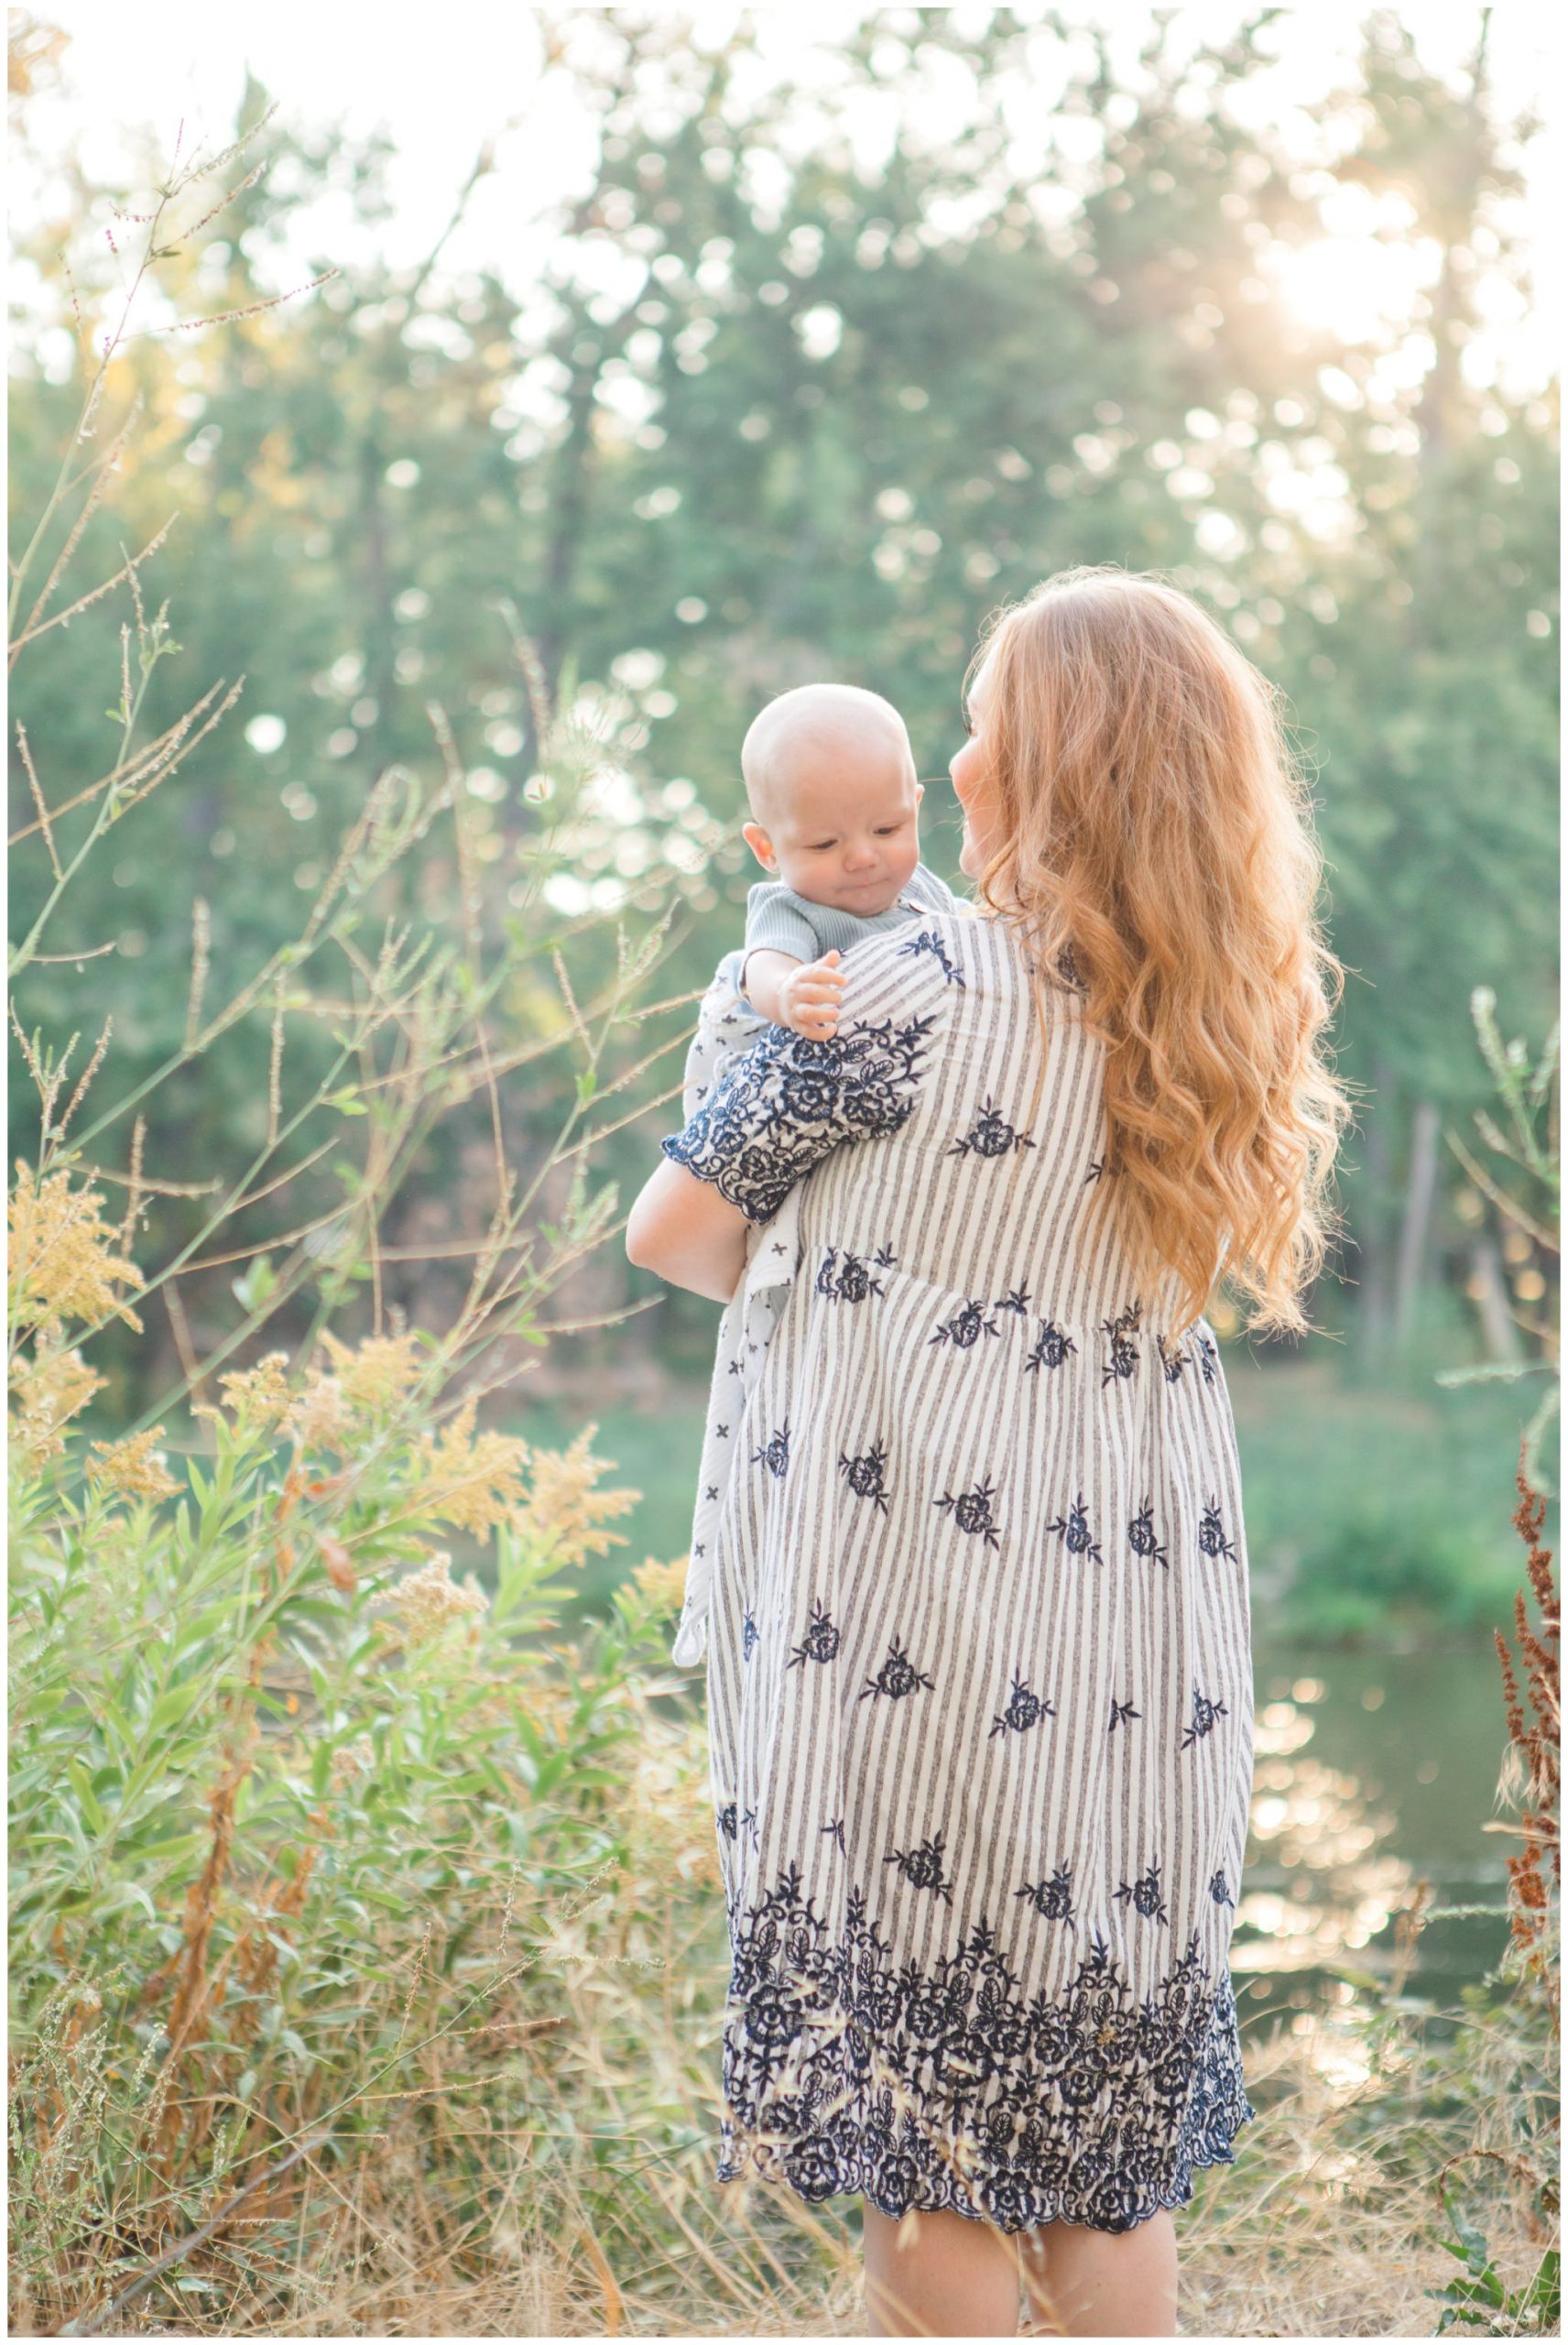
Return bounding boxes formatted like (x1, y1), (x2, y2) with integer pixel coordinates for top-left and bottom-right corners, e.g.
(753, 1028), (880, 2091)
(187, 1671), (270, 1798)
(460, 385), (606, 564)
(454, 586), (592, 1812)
(681, 947), (769, 1123)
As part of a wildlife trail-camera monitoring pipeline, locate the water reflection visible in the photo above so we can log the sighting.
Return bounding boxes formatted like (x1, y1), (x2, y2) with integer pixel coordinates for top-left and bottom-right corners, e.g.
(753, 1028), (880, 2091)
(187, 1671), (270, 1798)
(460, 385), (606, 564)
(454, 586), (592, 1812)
(1237, 1691), (1410, 1976)
(1233, 1644), (1512, 2034)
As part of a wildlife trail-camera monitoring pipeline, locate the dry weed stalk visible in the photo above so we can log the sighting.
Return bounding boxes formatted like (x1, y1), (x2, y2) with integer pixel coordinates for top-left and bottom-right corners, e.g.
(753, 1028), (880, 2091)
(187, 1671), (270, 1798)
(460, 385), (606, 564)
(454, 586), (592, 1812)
(7, 97), (333, 987)
(157, 1737), (257, 2163)
(1488, 1453), (1562, 2032)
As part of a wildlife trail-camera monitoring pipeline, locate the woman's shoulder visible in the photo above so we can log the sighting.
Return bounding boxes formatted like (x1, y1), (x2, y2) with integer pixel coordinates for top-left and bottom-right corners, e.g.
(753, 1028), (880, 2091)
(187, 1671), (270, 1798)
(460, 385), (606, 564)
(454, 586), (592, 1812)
(827, 922), (957, 1050)
(840, 911), (1088, 1031)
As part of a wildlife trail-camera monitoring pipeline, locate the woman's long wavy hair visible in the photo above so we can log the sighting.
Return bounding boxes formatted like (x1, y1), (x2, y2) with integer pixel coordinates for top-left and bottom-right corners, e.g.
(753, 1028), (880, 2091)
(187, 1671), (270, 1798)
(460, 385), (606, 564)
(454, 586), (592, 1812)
(969, 566), (1356, 1342)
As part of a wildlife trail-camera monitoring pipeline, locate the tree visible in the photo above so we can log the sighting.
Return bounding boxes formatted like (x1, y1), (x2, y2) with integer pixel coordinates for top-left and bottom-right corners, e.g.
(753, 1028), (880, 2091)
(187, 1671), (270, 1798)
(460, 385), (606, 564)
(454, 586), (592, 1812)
(10, 8), (1557, 1394)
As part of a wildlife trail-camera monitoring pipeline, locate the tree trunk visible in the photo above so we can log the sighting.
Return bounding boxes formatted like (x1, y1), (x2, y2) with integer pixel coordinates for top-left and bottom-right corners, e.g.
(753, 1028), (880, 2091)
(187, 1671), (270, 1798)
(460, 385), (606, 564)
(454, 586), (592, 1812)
(1468, 1233), (1526, 1365)
(1394, 1097), (1443, 1343)
(1356, 1053), (1398, 1360)
(360, 405), (397, 788)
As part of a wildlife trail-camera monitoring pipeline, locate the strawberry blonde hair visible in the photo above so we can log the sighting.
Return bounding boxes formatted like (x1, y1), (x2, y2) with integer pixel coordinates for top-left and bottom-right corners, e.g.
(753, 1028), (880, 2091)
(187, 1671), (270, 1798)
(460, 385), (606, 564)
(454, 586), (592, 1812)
(968, 566), (1355, 1342)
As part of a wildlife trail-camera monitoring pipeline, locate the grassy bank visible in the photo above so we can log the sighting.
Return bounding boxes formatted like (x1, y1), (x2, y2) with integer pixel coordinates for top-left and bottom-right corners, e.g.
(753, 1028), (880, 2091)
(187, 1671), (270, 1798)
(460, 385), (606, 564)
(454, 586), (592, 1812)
(11, 1551), (1558, 2336)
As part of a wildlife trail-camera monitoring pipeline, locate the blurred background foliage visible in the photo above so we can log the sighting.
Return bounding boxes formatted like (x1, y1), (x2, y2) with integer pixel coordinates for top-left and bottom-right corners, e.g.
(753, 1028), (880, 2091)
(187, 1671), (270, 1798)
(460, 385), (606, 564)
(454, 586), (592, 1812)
(10, 5), (1557, 1423)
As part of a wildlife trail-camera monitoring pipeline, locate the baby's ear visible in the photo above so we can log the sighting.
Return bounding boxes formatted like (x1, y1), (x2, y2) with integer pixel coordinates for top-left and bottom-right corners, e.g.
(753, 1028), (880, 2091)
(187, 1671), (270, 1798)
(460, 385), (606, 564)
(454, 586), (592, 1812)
(742, 820), (778, 871)
(913, 780), (925, 806)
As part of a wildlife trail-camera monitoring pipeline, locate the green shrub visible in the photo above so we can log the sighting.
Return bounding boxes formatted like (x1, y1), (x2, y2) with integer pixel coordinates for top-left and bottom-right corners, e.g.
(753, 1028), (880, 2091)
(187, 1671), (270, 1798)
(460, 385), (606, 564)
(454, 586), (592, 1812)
(5, 119), (724, 2331)
(1286, 1502), (1501, 1642)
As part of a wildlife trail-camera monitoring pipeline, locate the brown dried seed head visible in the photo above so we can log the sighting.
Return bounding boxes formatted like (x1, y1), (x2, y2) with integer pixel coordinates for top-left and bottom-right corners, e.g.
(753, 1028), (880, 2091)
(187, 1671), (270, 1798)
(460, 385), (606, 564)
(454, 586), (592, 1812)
(87, 1426), (180, 1500)
(319, 1534), (356, 1595)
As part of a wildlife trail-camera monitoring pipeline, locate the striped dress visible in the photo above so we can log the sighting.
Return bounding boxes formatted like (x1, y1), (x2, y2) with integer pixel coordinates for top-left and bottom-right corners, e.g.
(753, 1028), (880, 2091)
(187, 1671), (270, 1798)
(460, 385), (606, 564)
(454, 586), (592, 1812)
(661, 907), (1258, 2237)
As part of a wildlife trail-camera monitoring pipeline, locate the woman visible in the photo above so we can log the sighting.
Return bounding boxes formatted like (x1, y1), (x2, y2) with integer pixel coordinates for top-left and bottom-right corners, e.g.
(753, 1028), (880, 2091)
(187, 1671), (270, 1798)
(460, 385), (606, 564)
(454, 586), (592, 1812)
(627, 568), (1351, 2338)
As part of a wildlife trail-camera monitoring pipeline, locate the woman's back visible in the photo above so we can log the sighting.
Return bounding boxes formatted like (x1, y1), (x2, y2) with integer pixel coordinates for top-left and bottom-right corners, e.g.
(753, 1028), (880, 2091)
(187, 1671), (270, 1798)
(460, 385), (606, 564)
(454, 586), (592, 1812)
(798, 909), (1208, 1352)
(667, 904), (1258, 2232)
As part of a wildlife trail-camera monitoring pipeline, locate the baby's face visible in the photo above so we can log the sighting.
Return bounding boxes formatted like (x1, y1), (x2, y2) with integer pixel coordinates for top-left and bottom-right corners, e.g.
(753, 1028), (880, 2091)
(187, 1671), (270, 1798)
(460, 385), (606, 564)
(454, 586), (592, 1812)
(745, 755), (923, 915)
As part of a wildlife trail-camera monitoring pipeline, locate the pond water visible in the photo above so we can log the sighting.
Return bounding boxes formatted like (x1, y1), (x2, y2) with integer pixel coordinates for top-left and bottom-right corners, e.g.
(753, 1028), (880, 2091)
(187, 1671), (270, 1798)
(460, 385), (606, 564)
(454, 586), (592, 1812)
(1234, 1636), (1518, 2045)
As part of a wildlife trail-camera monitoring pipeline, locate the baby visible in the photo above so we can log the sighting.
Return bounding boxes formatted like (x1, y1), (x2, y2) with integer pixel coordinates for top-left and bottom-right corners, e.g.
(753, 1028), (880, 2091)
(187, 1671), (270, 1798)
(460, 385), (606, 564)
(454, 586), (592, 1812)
(667, 683), (966, 1668)
(681, 682), (964, 1124)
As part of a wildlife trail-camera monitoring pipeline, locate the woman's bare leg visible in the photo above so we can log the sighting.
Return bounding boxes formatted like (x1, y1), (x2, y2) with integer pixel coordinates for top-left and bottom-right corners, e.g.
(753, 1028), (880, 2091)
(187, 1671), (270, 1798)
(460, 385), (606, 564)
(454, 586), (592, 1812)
(1018, 2210), (1179, 2338)
(863, 2205), (1022, 2338)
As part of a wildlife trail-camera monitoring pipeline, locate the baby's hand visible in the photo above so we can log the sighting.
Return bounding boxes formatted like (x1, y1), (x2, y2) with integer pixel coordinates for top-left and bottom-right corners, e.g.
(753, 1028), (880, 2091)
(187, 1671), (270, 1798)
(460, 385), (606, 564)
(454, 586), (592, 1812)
(778, 950), (847, 1040)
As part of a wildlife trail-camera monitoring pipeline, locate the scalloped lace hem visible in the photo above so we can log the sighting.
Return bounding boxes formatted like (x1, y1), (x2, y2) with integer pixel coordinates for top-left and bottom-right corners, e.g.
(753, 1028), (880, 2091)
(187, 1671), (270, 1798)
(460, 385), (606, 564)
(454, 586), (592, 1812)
(715, 2092), (1260, 2237)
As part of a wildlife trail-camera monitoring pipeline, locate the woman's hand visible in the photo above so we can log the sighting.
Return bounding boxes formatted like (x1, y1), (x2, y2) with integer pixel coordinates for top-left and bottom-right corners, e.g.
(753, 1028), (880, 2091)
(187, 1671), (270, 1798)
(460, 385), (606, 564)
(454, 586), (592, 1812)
(625, 1157), (751, 1303)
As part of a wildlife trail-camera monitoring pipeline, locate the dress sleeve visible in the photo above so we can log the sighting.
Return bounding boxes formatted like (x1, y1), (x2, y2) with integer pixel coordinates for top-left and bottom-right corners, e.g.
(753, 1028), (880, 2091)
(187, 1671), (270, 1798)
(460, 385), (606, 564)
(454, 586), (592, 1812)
(660, 930), (951, 1223)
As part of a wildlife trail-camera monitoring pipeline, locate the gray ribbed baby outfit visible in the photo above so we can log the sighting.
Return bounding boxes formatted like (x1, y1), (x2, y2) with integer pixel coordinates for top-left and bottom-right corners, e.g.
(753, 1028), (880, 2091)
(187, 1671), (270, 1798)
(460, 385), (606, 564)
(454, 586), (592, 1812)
(661, 908), (1258, 2235)
(741, 860), (964, 975)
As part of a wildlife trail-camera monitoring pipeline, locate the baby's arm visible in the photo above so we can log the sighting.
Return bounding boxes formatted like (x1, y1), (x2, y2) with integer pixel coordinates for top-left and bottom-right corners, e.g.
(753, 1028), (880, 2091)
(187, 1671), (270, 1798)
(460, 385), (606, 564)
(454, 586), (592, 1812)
(742, 946), (848, 1040)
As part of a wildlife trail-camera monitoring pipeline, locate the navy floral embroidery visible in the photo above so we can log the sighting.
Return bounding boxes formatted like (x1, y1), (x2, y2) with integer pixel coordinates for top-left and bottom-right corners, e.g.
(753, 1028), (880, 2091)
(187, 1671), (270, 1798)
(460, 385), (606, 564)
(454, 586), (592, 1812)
(1047, 1491), (1104, 1565)
(742, 1612), (760, 1661)
(990, 1673), (1056, 1739)
(1114, 1859), (1170, 1925)
(930, 1297), (1000, 1349)
(1158, 1336), (1189, 1384)
(1198, 1497), (1238, 1562)
(1016, 1861), (1077, 1926)
(751, 1420), (791, 1478)
(787, 1600), (842, 1670)
(995, 1285), (1032, 1316)
(839, 1439), (892, 1514)
(1209, 1871), (1235, 1907)
(884, 1831), (954, 1903)
(898, 929), (965, 985)
(1024, 1318), (1078, 1373)
(1128, 1500), (1170, 1570)
(718, 1801), (739, 1841)
(816, 1244), (897, 1303)
(661, 1009), (940, 1223)
(1055, 939), (1088, 992)
(860, 1638), (935, 1703)
(949, 1097), (1037, 1161)
(822, 1816), (847, 1858)
(1108, 1694), (1141, 1733)
(1100, 1301), (1142, 1388)
(1195, 1334), (1219, 1385)
(935, 1480), (1003, 1548)
(716, 1866), (1256, 2235)
(1179, 1685), (1230, 1748)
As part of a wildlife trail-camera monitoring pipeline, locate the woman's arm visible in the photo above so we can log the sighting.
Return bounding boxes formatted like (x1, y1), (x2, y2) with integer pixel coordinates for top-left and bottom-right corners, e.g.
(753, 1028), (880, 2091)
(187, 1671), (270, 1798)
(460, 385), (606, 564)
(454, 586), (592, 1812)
(625, 1157), (750, 1303)
(636, 926), (953, 1295)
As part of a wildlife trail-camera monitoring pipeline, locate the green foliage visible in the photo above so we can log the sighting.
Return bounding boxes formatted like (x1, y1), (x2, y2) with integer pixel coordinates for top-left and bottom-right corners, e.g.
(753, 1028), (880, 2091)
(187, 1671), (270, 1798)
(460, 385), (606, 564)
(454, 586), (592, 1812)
(7, 1360), (721, 2324)
(1286, 1501), (1502, 1644)
(8, 13), (1559, 1404)
(4, 117), (725, 2329)
(1429, 2203), (1559, 2336)
(1437, 989), (1561, 1490)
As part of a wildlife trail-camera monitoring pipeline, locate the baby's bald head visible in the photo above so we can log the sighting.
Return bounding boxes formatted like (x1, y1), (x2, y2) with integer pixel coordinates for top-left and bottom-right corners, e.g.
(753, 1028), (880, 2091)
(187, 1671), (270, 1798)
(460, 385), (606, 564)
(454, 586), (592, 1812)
(741, 684), (915, 828)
